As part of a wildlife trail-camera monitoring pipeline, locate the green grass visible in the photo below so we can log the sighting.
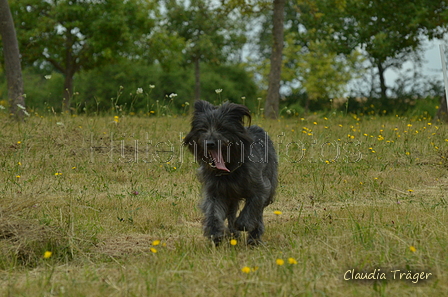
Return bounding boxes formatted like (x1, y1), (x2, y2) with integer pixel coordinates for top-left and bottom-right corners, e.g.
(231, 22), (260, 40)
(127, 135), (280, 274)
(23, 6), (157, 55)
(0, 112), (447, 296)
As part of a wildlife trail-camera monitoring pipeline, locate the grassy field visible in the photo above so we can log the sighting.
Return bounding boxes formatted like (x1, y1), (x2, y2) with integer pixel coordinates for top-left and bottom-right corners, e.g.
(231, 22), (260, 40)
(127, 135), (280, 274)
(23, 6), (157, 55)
(0, 111), (447, 296)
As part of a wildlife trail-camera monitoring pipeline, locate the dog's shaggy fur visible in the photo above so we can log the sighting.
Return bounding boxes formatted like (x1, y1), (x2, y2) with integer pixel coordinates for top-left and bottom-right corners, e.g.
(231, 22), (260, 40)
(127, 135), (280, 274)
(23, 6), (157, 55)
(184, 100), (278, 245)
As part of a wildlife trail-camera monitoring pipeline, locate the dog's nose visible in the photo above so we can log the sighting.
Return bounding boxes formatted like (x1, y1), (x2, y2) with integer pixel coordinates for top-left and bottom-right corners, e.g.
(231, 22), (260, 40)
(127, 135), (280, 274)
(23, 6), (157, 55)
(206, 140), (216, 149)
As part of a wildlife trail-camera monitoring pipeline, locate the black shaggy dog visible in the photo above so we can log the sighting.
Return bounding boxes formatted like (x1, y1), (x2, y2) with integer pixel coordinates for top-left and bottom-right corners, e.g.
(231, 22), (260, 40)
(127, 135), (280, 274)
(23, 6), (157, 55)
(184, 100), (278, 245)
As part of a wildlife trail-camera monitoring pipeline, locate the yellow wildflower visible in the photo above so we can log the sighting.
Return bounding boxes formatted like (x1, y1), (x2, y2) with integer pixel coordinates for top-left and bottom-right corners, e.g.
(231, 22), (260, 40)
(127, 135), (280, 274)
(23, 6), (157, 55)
(288, 258), (298, 264)
(276, 259), (285, 266)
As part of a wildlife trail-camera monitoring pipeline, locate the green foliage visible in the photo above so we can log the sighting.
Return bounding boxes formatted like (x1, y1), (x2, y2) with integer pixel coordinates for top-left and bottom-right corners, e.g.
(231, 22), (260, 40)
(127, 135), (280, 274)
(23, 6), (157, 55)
(8, 0), (155, 109)
(0, 67), (64, 110)
(2, 0), (448, 115)
(74, 62), (259, 114)
(286, 37), (364, 101)
(22, 70), (65, 110)
(146, 29), (186, 71)
(249, 1), (365, 102)
(161, 0), (248, 101)
(291, 0), (448, 98)
(10, 0), (154, 70)
(339, 96), (441, 118)
(16, 61), (259, 114)
(163, 0), (246, 64)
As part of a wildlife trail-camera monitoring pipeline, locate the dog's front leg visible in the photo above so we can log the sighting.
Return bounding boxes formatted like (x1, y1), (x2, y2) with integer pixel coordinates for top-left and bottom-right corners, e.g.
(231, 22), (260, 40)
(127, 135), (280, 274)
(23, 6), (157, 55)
(201, 196), (228, 245)
(226, 200), (241, 239)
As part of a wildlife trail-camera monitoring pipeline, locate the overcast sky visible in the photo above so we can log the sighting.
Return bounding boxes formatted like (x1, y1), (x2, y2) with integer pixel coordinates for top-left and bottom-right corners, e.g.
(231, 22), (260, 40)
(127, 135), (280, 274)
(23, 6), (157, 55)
(385, 38), (445, 86)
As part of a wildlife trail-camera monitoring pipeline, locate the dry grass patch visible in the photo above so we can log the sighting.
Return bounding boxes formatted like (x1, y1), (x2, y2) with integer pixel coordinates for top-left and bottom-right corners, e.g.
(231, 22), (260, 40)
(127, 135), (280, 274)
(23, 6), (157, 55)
(0, 113), (447, 296)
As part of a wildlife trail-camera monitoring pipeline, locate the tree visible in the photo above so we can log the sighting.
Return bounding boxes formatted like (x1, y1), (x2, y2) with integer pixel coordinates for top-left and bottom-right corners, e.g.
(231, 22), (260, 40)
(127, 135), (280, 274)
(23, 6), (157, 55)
(294, 0), (448, 99)
(0, 0), (25, 119)
(163, 0), (246, 101)
(264, 0), (285, 119)
(290, 39), (363, 111)
(10, 0), (155, 111)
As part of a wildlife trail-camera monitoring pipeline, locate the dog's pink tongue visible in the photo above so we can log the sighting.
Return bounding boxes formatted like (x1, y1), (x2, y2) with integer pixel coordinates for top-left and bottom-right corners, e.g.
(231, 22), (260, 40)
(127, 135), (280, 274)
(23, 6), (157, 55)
(210, 150), (230, 172)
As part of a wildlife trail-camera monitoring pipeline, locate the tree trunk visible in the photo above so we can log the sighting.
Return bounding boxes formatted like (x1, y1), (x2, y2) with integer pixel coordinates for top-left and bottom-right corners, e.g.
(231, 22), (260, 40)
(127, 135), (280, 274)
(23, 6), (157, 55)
(194, 56), (201, 101)
(304, 96), (310, 114)
(435, 94), (448, 123)
(264, 0), (285, 119)
(63, 70), (74, 112)
(377, 61), (387, 99)
(0, 0), (26, 120)
(62, 31), (75, 112)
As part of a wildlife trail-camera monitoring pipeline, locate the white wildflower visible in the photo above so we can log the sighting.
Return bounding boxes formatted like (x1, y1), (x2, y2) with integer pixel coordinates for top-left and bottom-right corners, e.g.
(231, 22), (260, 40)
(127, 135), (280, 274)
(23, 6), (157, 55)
(44, 75), (52, 80)
(215, 89), (223, 94)
(169, 93), (178, 99)
(149, 85), (155, 89)
(136, 88), (143, 94)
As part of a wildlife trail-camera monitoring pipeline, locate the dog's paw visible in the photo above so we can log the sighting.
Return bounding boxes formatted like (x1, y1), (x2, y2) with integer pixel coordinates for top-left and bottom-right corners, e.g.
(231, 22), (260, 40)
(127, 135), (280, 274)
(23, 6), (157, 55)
(247, 237), (264, 246)
(225, 228), (241, 239)
(209, 233), (226, 246)
(211, 237), (223, 246)
(235, 216), (256, 232)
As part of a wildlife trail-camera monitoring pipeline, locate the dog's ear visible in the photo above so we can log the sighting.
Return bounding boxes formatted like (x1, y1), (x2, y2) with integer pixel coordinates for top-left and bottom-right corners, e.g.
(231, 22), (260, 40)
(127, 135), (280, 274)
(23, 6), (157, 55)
(193, 100), (215, 114)
(224, 103), (252, 126)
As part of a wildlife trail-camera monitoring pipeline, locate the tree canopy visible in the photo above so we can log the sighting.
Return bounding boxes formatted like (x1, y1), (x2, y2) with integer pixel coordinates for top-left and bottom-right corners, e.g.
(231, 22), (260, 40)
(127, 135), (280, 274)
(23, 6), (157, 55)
(289, 0), (448, 99)
(162, 0), (247, 101)
(9, 0), (155, 111)
(1, 0), (448, 116)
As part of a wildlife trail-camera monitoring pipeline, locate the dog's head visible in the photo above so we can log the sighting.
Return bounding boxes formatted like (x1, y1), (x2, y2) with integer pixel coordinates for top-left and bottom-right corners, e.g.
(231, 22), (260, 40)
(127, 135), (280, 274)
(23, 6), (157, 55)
(184, 100), (252, 172)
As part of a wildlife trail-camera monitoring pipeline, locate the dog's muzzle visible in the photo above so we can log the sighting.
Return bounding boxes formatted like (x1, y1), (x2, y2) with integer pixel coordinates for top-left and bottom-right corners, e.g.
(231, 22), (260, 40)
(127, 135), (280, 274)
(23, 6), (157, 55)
(207, 149), (230, 172)
(204, 140), (230, 172)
